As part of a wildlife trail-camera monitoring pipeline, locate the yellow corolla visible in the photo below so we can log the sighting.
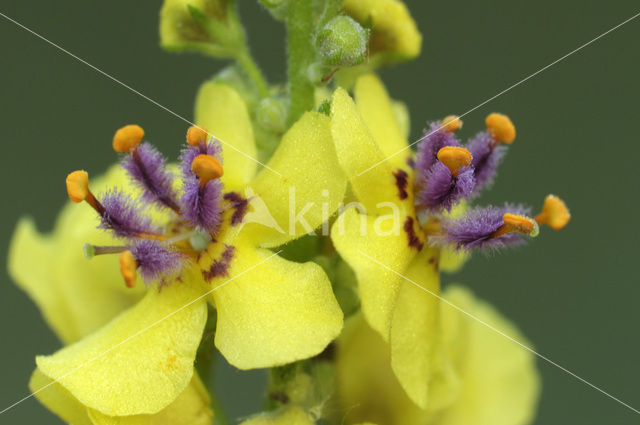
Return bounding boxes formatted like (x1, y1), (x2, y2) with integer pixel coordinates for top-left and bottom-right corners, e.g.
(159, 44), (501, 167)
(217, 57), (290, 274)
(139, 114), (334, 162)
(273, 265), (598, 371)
(10, 81), (346, 423)
(329, 73), (467, 409)
(10, 169), (213, 424)
(335, 287), (540, 425)
(9, 167), (146, 345)
(343, 0), (422, 61)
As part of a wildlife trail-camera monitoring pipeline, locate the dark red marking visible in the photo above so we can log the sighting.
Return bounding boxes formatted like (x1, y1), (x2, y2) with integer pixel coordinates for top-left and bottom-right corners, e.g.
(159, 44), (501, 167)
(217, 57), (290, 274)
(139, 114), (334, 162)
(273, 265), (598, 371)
(403, 216), (423, 250)
(202, 245), (235, 281)
(393, 169), (409, 200)
(223, 192), (249, 226)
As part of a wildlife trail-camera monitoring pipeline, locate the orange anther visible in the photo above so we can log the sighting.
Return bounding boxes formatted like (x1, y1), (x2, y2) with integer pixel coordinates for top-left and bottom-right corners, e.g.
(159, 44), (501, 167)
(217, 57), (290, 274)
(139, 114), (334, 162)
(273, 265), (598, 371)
(113, 124), (144, 153)
(441, 115), (463, 133)
(191, 154), (223, 186)
(485, 113), (516, 144)
(535, 195), (571, 230)
(119, 251), (138, 288)
(186, 126), (209, 146)
(66, 170), (90, 203)
(437, 146), (472, 177)
(492, 213), (539, 238)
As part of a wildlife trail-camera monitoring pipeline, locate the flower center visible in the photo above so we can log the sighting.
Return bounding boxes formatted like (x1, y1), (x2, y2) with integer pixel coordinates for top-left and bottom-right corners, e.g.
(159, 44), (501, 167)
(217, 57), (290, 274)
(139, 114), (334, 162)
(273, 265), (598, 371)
(66, 124), (247, 288)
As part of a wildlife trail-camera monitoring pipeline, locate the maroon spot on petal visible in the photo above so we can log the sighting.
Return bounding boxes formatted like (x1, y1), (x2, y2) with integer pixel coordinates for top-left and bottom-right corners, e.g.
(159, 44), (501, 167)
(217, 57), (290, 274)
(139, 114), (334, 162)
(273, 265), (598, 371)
(223, 192), (249, 226)
(202, 245), (235, 281)
(393, 169), (409, 200)
(403, 216), (423, 250)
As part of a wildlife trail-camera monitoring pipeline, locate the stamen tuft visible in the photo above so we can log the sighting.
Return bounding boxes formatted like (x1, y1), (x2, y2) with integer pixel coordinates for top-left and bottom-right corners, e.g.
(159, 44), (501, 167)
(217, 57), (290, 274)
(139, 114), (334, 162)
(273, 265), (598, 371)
(113, 124), (144, 153)
(119, 250), (137, 288)
(442, 115), (463, 133)
(535, 195), (570, 230)
(66, 170), (90, 203)
(485, 113), (516, 144)
(192, 154), (224, 186)
(437, 146), (472, 177)
(187, 126), (209, 146)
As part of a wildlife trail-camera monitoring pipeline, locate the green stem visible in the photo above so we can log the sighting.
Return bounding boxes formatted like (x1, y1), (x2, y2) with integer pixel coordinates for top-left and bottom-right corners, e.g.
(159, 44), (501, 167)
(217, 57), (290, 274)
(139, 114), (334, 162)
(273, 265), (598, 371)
(286, 0), (316, 126)
(234, 49), (270, 98)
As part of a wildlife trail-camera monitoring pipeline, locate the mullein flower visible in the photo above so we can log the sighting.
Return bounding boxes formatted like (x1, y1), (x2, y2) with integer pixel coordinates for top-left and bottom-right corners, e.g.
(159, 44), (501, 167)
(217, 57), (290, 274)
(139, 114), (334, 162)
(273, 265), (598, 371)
(15, 82), (346, 423)
(329, 73), (569, 409)
(334, 287), (540, 425)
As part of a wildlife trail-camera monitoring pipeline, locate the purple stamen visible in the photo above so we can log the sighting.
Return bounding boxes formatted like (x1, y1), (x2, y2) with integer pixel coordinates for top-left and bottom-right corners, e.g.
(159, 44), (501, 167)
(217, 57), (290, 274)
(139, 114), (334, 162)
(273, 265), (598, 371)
(466, 131), (506, 195)
(179, 140), (222, 177)
(433, 204), (532, 252)
(416, 162), (475, 212)
(121, 142), (180, 212)
(181, 177), (223, 233)
(99, 189), (161, 238)
(179, 139), (224, 233)
(130, 239), (185, 285)
(414, 121), (461, 181)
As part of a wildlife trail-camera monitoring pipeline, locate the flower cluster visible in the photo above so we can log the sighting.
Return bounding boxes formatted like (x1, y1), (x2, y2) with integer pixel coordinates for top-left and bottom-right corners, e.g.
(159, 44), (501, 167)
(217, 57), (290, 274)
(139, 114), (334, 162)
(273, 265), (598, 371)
(7, 1), (573, 425)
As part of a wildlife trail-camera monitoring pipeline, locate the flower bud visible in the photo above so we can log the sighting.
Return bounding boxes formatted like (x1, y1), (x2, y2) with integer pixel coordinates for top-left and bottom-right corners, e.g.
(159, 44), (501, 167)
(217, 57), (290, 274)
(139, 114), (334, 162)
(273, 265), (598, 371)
(343, 0), (421, 62)
(316, 15), (369, 67)
(159, 0), (240, 54)
(256, 98), (287, 133)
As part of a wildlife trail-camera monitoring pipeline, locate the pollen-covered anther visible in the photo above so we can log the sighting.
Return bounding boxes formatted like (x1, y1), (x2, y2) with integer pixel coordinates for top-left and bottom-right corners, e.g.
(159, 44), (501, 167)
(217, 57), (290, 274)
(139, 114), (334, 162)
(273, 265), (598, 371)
(113, 124), (144, 153)
(186, 125), (209, 146)
(485, 113), (516, 144)
(191, 154), (223, 186)
(66, 170), (104, 214)
(535, 194), (571, 230)
(492, 213), (539, 238)
(66, 170), (89, 203)
(441, 115), (463, 133)
(437, 146), (472, 177)
(119, 250), (138, 288)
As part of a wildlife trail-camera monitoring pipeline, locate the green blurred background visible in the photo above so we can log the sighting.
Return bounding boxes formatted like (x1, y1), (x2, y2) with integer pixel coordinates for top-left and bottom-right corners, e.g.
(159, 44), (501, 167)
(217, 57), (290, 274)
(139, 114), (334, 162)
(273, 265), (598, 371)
(1, 0), (638, 423)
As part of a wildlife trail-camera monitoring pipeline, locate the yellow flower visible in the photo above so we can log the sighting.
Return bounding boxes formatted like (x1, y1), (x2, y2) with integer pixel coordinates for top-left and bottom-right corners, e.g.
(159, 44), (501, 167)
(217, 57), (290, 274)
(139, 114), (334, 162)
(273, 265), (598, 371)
(9, 166), (146, 344)
(10, 169), (213, 423)
(335, 287), (540, 425)
(12, 82), (346, 422)
(343, 0), (422, 61)
(329, 73), (464, 408)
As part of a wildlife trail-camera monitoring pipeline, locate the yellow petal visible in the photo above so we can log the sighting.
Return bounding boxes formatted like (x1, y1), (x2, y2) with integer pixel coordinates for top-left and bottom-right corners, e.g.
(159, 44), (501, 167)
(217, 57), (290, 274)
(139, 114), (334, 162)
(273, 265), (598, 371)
(439, 201), (471, 273)
(8, 166), (145, 344)
(335, 314), (428, 425)
(88, 373), (213, 425)
(29, 368), (92, 425)
(330, 207), (416, 340)
(195, 81), (257, 191)
(389, 248), (459, 409)
(240, 407), (314, 425)
(354, 74), (409, 167)
(36, 283), (208, 416)
(438, 248), (470, 273)
(330, 87), (403, 214)
(437, 286), (541, 425)
(212, 240), (343, 369)
(243, 112), (346, 247)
